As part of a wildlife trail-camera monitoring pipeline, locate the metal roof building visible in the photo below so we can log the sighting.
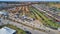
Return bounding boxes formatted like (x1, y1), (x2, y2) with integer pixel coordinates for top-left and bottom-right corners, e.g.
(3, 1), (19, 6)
(0, 26), (16, 34)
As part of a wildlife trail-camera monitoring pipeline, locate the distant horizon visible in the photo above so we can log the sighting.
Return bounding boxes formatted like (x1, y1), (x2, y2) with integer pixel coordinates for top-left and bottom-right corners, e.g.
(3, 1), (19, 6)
(0, 0), (60, 2)
(0, 0), (60, 3)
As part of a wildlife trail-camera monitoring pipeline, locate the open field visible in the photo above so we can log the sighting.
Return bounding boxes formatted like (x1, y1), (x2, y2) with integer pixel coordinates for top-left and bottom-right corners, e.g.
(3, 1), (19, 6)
(48, 3), (60, 8)
(30, 7), (60, 29)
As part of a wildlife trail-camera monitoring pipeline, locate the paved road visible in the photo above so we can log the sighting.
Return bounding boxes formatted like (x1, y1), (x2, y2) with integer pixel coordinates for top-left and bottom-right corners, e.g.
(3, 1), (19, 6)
(1, 18), (48, 34)
(0, 16), (60, 34)
(9, 13), (60, 34)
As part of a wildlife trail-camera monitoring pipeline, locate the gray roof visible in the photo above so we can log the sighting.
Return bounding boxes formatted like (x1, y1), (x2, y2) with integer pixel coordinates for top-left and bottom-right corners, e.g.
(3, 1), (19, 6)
(0, 26), (16, 34)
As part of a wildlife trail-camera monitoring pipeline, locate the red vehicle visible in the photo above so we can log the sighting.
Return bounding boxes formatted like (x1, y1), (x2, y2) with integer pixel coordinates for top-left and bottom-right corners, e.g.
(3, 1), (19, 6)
(55, 19), (60, 22)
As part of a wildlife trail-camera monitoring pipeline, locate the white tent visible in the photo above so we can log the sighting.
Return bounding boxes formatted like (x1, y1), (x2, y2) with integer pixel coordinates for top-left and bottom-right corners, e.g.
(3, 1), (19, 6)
(58, 27), (60, 31)
(0, 12), (8, 15)
(0, 10), (9, 15)
(0, 27), (16, 34)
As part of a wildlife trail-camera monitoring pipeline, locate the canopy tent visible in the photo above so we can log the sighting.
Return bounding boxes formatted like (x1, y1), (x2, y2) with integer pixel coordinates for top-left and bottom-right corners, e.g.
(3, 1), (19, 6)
(0, 27), (16, 34)
(0, 11), (8, 15)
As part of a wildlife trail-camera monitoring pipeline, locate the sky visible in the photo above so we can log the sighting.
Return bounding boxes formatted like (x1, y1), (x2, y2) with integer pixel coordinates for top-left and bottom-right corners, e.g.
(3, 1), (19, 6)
(0, 0), (60, 1)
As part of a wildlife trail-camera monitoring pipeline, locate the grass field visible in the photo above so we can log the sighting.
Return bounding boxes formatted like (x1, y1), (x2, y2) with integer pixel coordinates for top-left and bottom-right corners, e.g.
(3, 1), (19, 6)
(30, 7), (59, 28)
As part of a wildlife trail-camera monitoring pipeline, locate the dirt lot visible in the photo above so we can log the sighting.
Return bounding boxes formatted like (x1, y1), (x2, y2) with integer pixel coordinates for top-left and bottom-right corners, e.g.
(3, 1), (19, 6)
(49, 4), (60, 8)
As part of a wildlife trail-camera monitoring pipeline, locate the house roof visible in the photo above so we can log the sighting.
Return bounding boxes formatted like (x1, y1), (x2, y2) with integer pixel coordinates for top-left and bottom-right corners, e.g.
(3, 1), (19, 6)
(0, 26), (16, 34)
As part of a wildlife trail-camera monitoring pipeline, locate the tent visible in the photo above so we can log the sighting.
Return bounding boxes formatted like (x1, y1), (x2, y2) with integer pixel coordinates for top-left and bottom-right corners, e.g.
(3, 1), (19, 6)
(0, 11), (8, 15)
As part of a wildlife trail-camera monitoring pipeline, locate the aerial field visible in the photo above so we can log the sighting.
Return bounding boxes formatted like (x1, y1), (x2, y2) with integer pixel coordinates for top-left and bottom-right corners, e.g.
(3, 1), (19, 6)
(48, 3), (60, 8)
(30, 7), (60, 29)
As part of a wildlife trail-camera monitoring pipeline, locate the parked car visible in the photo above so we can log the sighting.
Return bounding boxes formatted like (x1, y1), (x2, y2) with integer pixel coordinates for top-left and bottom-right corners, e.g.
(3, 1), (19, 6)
(25, 31), (32, 34)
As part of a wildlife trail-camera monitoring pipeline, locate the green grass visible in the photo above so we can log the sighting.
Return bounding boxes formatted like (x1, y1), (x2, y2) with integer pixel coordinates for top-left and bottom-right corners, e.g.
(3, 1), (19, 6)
(31, 8), (43, 21)
(0, 24), (26, 34)
(29, 12), (36, 18)
(30, 7), (59, 28)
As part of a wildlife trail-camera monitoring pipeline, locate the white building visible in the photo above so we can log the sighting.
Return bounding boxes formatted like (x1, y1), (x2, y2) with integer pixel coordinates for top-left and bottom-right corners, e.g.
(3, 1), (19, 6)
(0, 27), (16, 34)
